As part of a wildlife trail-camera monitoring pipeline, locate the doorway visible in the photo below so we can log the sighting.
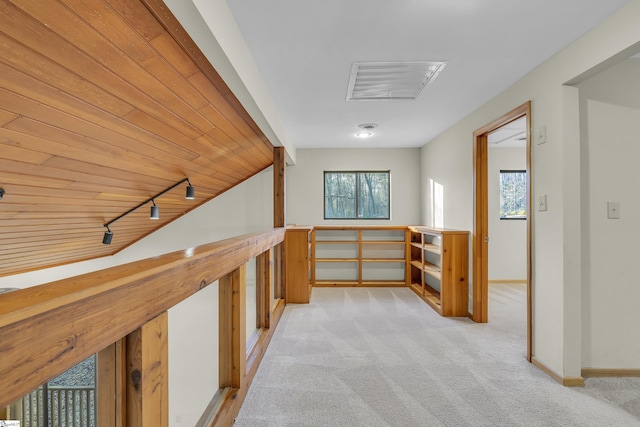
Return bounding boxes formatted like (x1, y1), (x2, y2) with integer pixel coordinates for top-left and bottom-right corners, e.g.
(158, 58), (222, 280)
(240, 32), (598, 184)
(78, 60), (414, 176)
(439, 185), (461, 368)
(472, 101), (532, 361)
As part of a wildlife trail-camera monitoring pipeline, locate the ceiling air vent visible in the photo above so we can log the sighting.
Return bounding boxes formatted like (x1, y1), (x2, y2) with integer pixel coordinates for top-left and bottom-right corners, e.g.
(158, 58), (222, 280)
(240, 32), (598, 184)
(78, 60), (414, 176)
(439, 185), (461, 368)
(346, 61), (446, 101)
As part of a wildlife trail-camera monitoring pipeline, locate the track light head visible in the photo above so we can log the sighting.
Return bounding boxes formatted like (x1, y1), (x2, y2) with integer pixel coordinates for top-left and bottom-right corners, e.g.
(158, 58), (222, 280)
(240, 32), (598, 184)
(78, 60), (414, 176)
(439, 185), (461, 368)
(102, 226), (113, 245)
(150, 200), (160, 220)
(185, 180), (195, 200)
(102, 178), (191, 244)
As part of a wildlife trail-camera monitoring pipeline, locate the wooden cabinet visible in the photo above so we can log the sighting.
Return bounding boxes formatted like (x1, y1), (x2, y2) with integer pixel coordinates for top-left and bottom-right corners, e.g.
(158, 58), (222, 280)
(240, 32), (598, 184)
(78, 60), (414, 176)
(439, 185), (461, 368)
(409, 227), (469, 317)
(312, 226), (408, 287)
(284, 226), (313, 303)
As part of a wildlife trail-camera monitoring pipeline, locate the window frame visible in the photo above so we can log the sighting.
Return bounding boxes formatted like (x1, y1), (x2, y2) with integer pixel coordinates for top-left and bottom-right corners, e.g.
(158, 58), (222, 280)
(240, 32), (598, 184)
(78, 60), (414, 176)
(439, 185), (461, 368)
(499, 169), (527, 220)
(323, 170), (391, 220)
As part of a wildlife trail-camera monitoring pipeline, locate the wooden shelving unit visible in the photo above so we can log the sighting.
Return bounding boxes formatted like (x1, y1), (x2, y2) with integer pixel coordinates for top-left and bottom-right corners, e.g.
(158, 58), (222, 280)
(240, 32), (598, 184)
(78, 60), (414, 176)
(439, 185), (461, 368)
(408, 226), (469, 317)
(284, 226), (313, 303)
(312, 226), (408, 287)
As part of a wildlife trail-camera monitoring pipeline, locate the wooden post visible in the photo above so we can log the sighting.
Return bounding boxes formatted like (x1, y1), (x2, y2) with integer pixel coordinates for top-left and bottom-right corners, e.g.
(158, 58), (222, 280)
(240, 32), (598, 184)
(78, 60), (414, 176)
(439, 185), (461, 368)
(97, 340), (126, 427)
(126, 312), (169, 427)
(219, 265), (247, 388)
(273, 147), (286, 301)
(256, 251), (272, 329)
(273, 146), (286, 228)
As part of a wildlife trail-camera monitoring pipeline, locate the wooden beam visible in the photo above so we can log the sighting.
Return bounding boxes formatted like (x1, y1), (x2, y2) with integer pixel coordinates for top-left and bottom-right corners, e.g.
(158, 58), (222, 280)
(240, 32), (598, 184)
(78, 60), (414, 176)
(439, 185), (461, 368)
(273, 146), (286, 228)
(126, 312), (169, 427)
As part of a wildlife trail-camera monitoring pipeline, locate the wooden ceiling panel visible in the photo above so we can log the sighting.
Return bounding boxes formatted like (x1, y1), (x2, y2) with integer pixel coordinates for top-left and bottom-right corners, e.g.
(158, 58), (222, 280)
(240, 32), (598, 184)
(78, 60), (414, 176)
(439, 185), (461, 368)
(0, 0), (274, 277)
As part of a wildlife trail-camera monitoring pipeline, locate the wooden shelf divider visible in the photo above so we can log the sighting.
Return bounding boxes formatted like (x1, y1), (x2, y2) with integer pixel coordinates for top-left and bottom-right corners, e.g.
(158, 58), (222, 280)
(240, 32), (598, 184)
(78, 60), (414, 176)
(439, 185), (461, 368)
(408, 226), (469, 317)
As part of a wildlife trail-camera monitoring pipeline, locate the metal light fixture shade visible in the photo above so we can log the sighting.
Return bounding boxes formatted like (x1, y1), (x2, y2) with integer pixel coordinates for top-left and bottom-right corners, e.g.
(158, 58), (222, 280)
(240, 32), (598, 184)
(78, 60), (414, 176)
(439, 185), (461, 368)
(102, 229), (113, 245)
(102, 178), (193, 243)
(186, 183), (195, 200)
(150, 201), (160, 220)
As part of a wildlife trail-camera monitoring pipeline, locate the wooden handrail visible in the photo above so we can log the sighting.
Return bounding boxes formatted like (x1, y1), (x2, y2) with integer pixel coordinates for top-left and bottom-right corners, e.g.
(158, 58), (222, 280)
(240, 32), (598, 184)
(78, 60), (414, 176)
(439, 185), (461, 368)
(0, 228), (285, 408)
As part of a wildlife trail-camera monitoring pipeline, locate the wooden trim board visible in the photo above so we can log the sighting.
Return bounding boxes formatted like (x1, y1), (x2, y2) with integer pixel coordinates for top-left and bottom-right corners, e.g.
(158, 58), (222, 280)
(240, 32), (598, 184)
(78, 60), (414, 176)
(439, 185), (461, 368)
(582, 368), (640, 378)
(532, 357), (585, 387)
(473, 101), (532, 363)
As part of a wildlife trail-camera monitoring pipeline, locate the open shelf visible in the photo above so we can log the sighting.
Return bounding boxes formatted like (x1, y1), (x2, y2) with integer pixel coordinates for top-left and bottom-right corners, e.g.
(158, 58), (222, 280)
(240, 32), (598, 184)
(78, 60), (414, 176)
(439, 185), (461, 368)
(408, 226), (468, 317)
(312, 226), (409, 287)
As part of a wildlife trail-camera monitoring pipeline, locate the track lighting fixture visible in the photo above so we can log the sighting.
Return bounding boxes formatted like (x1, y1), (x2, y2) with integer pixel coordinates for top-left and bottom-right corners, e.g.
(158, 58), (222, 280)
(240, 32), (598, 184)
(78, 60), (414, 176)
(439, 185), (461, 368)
(186, 179), (195, 200)
(102, 226), (113, 245)
(150, 199), (160, 220)
(102, 178), (195, 244)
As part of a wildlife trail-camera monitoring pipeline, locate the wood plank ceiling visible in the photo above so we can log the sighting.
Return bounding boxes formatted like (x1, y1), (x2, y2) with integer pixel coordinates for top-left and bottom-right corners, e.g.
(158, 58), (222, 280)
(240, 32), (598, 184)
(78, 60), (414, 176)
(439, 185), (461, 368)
(0, 0), (274, 277)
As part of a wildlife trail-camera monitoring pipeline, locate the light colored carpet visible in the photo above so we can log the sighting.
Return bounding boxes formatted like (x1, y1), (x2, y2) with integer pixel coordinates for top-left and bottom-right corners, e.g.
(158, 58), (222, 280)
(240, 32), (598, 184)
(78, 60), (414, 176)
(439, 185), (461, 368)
(236, 285), (640, 426)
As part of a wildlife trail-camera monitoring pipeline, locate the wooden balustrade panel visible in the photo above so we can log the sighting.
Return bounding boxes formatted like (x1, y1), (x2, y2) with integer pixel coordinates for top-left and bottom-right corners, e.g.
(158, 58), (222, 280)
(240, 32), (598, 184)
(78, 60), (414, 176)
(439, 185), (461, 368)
(0, 228), (284, 408)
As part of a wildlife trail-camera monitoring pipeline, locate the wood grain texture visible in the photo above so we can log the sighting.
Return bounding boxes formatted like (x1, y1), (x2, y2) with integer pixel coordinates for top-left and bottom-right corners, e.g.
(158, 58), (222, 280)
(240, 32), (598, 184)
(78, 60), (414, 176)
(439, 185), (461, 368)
(408, 227), (469, 317)
(256, 251), (271, 329)
(284, 227), (312, 303)
(97, 342), (122, 427)
(273, 147), (286, 228)
(0, 228), (284, 408)
(126, 312), (169, 427)
(0, 0), (274, 277)
(472, 131), (489, 323)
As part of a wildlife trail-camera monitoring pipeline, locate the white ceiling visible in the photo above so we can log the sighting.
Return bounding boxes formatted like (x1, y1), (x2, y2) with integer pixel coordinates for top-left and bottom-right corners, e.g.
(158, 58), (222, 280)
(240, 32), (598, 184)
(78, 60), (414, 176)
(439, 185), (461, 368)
(224, 0), (630, 150)
(488, 116), (527, 149)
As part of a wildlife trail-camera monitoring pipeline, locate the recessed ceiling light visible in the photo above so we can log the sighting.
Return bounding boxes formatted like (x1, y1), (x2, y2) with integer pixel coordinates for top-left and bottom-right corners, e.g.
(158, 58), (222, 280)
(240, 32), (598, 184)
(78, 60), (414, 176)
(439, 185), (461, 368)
(356, 123), (377, 138)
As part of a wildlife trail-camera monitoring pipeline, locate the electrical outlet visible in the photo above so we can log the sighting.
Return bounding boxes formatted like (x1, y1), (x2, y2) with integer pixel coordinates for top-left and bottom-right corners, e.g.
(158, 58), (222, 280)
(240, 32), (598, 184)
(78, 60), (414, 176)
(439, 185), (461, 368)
(536, 126), (547, 145)
(538, 194), (547, 211)
(607, 201), (620, 219)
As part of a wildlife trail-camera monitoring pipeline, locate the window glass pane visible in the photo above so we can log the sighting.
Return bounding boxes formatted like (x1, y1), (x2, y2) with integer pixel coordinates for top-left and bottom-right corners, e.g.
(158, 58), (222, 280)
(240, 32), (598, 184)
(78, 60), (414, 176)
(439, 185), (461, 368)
(500, 170), (527, 219)
(324, 172), (356, 219)
(357, 172), (390, 219)
(245, 257), (259, 348)
(324, 171), (390, 220)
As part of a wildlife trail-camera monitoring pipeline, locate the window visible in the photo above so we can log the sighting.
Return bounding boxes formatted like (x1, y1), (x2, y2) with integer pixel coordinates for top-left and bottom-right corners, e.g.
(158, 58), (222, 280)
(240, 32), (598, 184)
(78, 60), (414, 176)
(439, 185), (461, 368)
(500, 170), (527, 220)
(324, 171), (390, 219)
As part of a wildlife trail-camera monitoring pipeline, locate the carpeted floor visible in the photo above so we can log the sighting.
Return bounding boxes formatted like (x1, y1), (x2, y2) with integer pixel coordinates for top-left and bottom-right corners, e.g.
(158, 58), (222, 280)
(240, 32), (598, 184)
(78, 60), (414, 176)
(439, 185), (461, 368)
(236, 285), (640, 426)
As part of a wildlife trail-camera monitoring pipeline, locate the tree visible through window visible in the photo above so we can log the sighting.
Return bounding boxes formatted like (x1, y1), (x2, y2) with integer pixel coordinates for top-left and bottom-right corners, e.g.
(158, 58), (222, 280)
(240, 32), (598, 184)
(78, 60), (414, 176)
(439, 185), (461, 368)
(324, 171), (390, 219)
(500, 170), (527, 220)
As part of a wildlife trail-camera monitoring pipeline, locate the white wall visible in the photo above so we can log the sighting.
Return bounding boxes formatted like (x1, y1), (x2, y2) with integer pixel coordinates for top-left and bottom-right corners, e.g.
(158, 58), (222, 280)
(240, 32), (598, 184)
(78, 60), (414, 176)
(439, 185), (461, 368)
(578, 58), (640, 369)
(421, 1), (640, 378)
(286, 148), (421, 226)
(0, 168), (274, 426)
(488, 148), (527, 281)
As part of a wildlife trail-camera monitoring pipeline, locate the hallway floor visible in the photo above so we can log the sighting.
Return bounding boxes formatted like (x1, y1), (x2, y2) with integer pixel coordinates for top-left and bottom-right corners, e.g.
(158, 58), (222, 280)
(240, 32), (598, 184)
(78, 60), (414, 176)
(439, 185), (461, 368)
(236, 285), (640, 426)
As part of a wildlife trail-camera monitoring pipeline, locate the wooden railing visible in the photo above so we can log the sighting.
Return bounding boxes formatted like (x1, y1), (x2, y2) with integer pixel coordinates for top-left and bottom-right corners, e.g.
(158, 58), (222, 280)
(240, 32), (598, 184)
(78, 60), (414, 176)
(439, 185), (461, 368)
(0, 228), (286, 426)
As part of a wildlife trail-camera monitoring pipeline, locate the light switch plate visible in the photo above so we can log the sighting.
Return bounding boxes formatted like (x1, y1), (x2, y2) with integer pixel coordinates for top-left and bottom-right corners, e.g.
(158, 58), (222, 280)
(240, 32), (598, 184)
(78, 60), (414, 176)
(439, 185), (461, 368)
(538, 194), (547, 211)
(536, 126), (547, 145)
(607, 201), (620, 219)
